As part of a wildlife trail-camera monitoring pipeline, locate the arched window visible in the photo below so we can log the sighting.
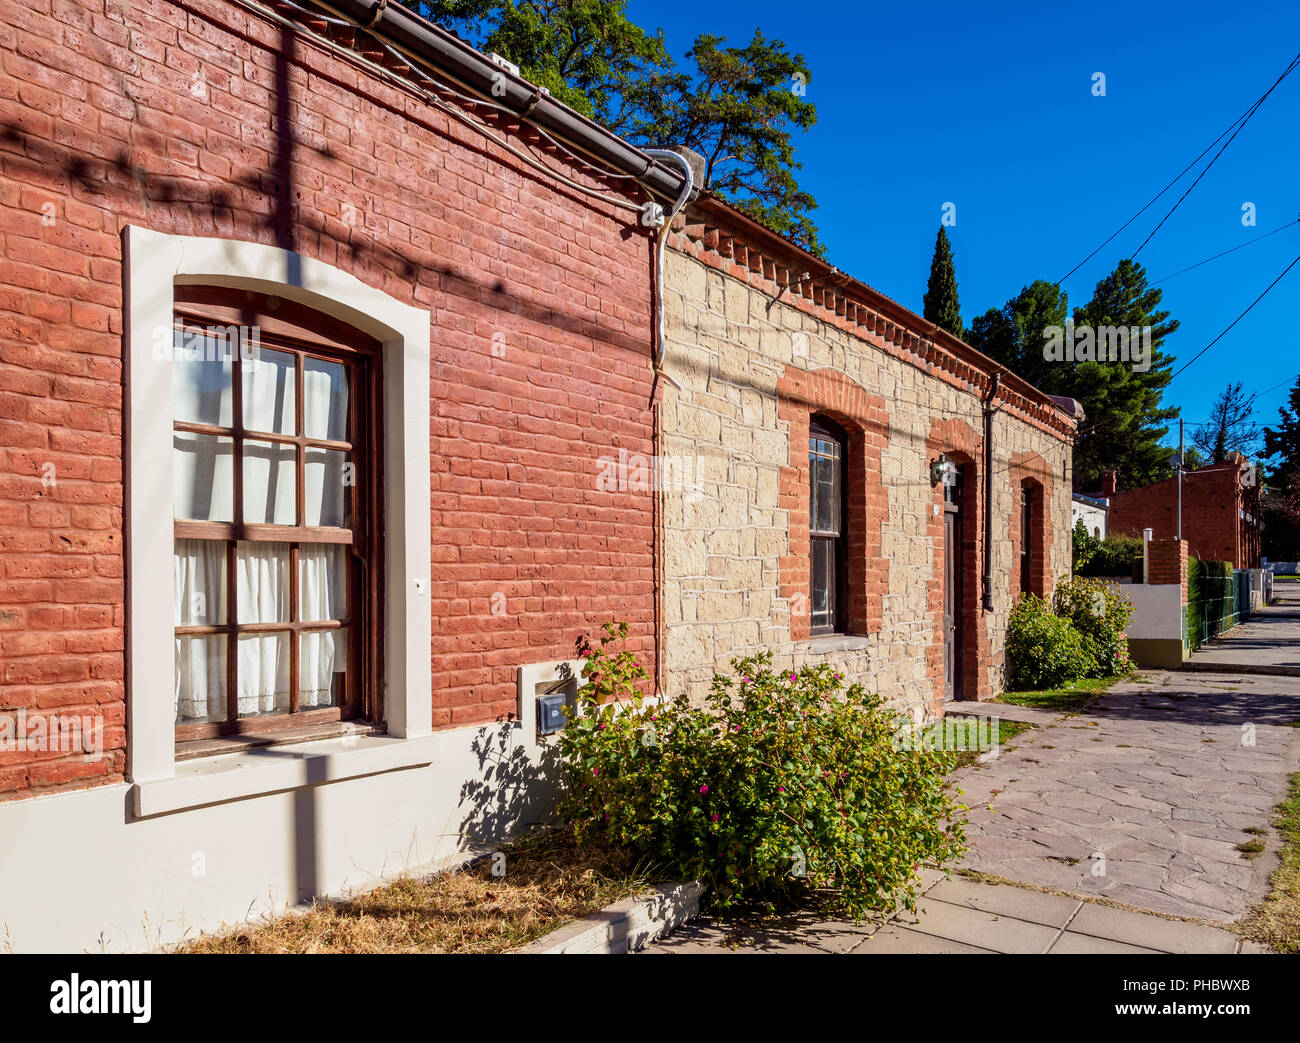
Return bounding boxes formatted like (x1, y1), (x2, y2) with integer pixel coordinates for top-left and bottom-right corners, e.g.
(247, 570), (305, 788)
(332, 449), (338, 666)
(1020, 482), (1035, 598)
(170, 287), (380, 739)
(809, 418), (848, 634)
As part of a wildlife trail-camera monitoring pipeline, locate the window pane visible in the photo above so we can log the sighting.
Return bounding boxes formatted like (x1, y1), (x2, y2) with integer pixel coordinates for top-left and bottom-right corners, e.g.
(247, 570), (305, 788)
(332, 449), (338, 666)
(175, 634), (227, 725)
(299, 544), (346, 621)
(299, 628), (345, 709)
(809, 440), (840, 536)
(305, 448), (350, 527)
(172, 329), (233, 426)
(243, 439), (297, 525)
(811, 536), (834, 630)
(242, 349), (296, 435)
(236, 541), (290, 624)
(174, 539), (227, 625)
(237, 632), (290, 716)
(173, 432), (234, 522)
(304, 357), (349, 441)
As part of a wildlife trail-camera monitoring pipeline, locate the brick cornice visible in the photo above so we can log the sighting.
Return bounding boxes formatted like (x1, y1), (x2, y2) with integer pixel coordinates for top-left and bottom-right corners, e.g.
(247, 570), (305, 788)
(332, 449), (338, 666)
(670, 199), (1078, 444)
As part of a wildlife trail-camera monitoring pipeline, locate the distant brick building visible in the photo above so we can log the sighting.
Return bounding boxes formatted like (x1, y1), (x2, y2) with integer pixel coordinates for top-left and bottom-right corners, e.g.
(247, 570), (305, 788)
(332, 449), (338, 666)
(1104, 456), (1261, 568)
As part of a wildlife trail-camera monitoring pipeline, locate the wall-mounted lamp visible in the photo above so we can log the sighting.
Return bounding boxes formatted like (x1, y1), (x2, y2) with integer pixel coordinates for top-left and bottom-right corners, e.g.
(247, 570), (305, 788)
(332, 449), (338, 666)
(930, 453), (956, 487)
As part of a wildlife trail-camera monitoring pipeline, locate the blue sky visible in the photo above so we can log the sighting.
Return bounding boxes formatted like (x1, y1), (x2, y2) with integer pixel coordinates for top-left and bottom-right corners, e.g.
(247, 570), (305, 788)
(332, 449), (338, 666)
(629, 0), (1300, 447)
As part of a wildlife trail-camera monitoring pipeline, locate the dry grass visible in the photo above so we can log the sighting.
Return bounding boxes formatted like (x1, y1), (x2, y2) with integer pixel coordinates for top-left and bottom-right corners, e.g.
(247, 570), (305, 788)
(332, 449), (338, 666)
(1238, 772), (1300, 953)
(180, 831), (656, 954)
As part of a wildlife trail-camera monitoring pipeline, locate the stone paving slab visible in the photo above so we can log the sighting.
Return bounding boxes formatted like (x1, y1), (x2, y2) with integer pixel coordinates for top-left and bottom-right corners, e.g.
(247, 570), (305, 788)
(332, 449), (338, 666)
(1067, 902), (1239, 954)
(1047, 932), (1160, 954)
(646, 875), (1254, 954)
(925, 876), (1080, 928)
(956, 670), (1300, 922)
(848, 925), (994, 954)
(649, 666), (1297, 954)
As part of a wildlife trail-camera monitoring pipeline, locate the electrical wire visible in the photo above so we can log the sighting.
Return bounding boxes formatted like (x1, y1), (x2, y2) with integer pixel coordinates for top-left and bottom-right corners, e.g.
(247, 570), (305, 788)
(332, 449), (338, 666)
(1057, 51), (1300, 284)
(1169, 253), (1300, 382)
(1150, 218), (1300, 285)
(1129, 51), (1300, 261)
(249, 0), (656, 213)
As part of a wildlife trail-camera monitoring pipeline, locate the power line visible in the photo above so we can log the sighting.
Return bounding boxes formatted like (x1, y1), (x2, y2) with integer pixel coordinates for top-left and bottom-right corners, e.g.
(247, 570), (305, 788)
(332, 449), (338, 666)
(1150, 218), (1300, 285)
(1169, 252), (1300, 382)
(1057, 51), (1299, 284)
(1129, 52), (1300, 261)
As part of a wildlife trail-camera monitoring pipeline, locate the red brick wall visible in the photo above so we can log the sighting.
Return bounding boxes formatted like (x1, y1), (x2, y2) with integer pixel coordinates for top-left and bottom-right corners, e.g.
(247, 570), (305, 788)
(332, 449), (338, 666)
(1147, 538), (1189, 603)
(926, 418), (989, 709)
(0, 0), (657, 797)
(1107, 462), (1257, 568)
(776, 366), (889, 642)
(1009, 450), (1054, 602)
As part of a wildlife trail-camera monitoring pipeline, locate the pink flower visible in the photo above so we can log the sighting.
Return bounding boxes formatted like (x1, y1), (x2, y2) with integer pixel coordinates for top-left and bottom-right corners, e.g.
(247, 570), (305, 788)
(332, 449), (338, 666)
(699, 784), (709, 794)
(711, 813), (719, 822)
(592, 767), (599, 776)
(777, 786), (785, 792)
(790, 673), (797, 682)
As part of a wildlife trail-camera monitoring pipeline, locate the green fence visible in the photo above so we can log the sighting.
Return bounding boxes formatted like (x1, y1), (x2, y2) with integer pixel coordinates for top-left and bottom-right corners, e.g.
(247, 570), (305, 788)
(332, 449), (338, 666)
(1186, 558), (1238, 649)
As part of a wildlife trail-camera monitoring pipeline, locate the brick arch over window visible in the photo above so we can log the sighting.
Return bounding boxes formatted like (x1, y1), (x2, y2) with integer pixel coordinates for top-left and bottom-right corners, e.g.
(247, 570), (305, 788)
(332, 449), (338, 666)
(926, 418), (989, 709)
(777, 366), (889, 642)
(1010, 451), (1055, 602)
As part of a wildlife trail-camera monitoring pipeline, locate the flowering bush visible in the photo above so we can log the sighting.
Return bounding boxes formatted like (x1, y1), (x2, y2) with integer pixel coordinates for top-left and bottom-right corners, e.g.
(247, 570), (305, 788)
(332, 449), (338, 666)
(1051, 576), (1134, 676)
(1006, 578), (1133, 689)
(557, 624), (967, 918)
(1005, 595), (1094, 689)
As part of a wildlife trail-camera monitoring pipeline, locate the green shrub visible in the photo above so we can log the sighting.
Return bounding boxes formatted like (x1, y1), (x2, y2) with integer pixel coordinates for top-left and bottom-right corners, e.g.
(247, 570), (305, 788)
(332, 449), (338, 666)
(1051, 576), (1135, 677)
(1006, 594), (1094, 689)
(557, 624), (967, 918)
(1072, 519), (1100, 571)
(1076, 533), (1143, 579)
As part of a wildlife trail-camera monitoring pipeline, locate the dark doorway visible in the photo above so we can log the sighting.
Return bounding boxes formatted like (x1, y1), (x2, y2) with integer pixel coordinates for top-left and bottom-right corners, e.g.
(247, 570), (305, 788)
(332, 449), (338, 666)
(943, 466), (964, 702)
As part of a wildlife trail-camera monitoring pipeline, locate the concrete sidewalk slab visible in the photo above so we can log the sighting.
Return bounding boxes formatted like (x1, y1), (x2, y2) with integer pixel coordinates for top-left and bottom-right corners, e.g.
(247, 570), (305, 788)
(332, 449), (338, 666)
(925, 876), (1080, 928)
(1067, 902), (1239, 955)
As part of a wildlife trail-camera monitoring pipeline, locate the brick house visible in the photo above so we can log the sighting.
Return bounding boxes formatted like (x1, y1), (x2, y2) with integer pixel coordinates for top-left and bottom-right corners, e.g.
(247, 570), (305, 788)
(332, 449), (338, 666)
(659, 197), (1079, 718)
(0, 0), (1080, 953)
(0, 0), (684, 951)
(1103, 457), (1261, 569)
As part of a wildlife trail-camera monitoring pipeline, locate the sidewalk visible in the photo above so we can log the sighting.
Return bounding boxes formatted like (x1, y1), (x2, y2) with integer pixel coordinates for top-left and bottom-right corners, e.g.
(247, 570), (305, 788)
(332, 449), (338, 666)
(646, 871), (1257, 954)
(647, 664), (1300, 954)
(1182, 579), (1300, 676)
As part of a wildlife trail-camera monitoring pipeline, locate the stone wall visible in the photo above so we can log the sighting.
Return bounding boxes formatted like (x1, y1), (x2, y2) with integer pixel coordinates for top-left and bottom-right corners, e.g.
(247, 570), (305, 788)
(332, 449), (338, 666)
(659, 230), (1073, 719)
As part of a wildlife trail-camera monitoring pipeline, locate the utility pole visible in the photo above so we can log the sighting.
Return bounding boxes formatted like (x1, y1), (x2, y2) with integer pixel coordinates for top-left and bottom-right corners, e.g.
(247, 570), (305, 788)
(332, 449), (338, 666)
(1178, 418), (1184, 541)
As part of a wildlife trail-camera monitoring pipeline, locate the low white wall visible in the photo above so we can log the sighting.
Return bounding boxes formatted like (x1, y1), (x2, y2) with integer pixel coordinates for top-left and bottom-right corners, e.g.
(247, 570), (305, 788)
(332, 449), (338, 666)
(1124, 582), (1184, 640)
(0, 722), (558, 953)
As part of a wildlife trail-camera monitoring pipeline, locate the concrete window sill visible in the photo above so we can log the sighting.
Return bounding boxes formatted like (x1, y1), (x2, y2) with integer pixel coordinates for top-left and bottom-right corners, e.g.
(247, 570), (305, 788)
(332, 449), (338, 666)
(802, 634), (871, 653)
(131, 733), (438, 818)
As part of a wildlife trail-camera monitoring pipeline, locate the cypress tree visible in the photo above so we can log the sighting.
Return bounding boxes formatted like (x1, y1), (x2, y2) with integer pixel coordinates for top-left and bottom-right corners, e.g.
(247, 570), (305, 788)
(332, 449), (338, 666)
(923, 227), (963, 338)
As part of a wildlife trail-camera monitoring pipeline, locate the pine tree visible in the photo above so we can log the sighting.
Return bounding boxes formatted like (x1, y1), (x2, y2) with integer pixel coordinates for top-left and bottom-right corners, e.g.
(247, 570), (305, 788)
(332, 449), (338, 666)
(1065, 259), (1179, 491)
(1192, 382), (1259, 464)
(922, 227), (962, 338)
(1264, 375), (1300, 487)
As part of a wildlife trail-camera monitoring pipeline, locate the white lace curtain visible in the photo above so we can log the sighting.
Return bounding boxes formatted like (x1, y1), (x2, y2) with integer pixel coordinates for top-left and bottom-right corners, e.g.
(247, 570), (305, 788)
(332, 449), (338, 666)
(172, 349), (350, 724)
(174, 542), (346, 723)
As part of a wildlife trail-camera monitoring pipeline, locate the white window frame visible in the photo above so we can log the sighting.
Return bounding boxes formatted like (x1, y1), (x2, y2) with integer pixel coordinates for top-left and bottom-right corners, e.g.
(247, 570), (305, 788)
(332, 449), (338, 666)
(124, 227), (432, 806)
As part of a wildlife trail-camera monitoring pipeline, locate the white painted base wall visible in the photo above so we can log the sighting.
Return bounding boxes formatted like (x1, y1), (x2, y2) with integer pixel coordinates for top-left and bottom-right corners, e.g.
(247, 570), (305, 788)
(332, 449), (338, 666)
(0, 722), (557, 953)
(1124, 582), (1184, 640)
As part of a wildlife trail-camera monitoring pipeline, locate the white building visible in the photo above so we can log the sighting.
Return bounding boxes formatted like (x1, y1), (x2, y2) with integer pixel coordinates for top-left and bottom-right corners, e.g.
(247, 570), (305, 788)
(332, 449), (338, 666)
(1072, 493), (1109, 539)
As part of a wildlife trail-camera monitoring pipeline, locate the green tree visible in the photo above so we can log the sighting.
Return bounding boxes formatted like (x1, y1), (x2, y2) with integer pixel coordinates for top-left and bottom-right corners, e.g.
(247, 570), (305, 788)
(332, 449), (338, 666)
(922, 227), (962, 337)
(418, 4), (823, 253)
(1192, 381), (1259, 464)
(632, 31), (821, 253)
(1263, 375), (1300, 488)
(414, 1), (671, 130)
(1066, 259), (1178, 491)
(966, 279), (1068, 390)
